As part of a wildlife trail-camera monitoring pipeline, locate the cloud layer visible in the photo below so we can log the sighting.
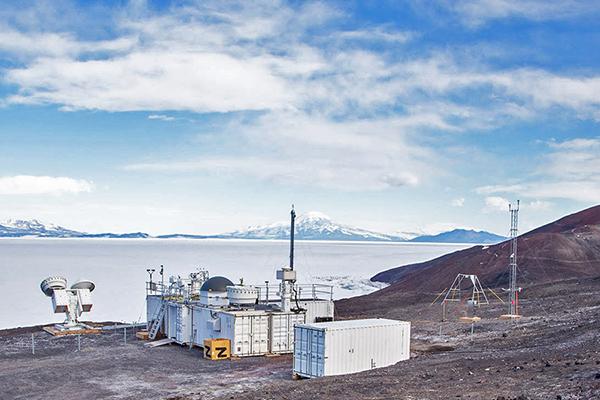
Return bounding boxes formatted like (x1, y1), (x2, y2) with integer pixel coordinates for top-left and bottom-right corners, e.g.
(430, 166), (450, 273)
(1, 1), (600, 196)
(0, 175), (93, 195)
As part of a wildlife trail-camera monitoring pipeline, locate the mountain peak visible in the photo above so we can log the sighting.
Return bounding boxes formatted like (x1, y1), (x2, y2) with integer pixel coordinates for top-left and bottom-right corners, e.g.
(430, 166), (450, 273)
(409, 228), (506, 244)
(298, 211), (331, 221)
(225, 211), (398, 241)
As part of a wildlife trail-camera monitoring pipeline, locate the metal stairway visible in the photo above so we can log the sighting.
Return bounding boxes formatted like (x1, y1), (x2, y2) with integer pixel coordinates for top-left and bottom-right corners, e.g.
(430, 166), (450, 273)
(148, 302), (167, 340)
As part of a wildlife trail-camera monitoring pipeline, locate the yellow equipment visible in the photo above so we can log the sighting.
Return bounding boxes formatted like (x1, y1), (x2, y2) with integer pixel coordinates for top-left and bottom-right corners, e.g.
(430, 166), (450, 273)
(203, 338), (231, 360)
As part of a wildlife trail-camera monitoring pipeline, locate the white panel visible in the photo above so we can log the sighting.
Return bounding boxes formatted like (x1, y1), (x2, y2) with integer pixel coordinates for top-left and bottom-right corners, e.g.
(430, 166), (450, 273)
(298, 300), (334, 323)
(167, 304), (178, 339)
(77, 289), (93, 312)
(146, 295), (162, 324)
(175, 305), (192, 344)
(51, 290), (69, 313)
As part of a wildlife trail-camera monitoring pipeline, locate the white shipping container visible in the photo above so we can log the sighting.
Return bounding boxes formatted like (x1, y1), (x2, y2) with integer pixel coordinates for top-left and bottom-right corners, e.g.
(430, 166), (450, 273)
(220, 310), (270, 356)
(297, 300), (334, 323)
(293, 318), (410, 378)
(270, 312), (305, 354)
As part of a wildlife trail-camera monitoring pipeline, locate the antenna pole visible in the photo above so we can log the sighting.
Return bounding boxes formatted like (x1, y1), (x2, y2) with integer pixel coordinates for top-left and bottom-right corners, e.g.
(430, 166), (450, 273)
(508, 200), (520, 316)
(289, 206), (296, 270)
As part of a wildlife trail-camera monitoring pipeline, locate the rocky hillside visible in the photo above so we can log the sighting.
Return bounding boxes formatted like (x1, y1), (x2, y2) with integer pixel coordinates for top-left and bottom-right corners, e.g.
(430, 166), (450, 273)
(370, 205), (600, 292)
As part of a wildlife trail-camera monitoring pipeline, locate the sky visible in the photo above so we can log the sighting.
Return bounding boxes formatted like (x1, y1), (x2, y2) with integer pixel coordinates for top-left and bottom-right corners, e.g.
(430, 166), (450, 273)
(0, 0), (599, 236)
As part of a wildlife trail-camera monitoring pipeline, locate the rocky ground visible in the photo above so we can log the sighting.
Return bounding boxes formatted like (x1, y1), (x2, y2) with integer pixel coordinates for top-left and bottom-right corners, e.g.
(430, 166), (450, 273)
(216, 276), (600, 400)
(1, 277), (599, 400)
(0, 325), (292, 399)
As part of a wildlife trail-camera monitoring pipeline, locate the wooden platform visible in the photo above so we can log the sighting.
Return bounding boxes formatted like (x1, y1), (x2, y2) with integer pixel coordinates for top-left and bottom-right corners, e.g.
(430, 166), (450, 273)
(459, 316), (481, 323)
(499, 314), (522, 320)
(144, 338), (174, 348)
(136, 331), (149, 340)
(43, 326), (102, 336)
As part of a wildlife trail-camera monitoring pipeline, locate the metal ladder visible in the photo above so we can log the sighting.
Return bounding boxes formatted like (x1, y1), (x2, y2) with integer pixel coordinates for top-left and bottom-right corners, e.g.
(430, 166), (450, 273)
(148, 302), (167, 340)
(175, 306), (183, 342)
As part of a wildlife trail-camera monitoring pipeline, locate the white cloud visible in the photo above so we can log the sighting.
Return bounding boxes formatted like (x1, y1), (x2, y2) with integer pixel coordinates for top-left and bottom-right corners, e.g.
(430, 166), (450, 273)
(0, 27), (137, 58)
(476, 138), (600, 202)
(334, 27), (414, 44)
(148, 114), (175, 121)
(2, 3), (599, 121)
(0, 175), (93, 195)
(476, 184), (524, 195)
(450, 0), (600, 27)
(451, 197), (465, 207)
(6, 51), (294, 113)
(2, 2), (600, 195)
(526, 200), (552, 210)
(125, 112), (434, 191)
(484, 196), (510, 212)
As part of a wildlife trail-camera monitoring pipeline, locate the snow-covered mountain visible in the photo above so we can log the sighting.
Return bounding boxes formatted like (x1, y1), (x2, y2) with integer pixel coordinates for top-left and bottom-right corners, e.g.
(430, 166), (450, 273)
(0, 219), (82, 237)
(221, 211), (405, 241)
(0, 215), (503, 243)
(409, 228), (506, 244)
(0, 219), (149, 238)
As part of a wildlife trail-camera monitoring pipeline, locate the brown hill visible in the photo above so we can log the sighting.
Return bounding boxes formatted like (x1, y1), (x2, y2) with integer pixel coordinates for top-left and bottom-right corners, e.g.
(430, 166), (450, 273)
(370, 204), (600, 292)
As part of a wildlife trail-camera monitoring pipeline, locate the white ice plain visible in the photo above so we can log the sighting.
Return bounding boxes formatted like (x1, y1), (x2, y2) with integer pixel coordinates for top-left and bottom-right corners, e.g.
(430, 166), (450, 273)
(0, 238), (469, 329)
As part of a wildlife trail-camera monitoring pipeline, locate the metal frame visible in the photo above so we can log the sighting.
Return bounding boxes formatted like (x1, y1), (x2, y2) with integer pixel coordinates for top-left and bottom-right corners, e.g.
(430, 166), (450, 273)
(507, 200), (521, 316)
(441, 273), (489, 305)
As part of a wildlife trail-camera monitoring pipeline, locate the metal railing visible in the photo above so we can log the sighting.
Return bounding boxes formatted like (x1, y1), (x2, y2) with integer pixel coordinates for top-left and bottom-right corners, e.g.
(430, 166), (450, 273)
(255, 283), (333, 304)
(147, 280), (334, 304)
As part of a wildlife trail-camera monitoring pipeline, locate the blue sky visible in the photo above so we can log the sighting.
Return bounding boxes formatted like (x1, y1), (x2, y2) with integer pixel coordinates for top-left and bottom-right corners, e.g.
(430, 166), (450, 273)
(0, 0), (599, 236)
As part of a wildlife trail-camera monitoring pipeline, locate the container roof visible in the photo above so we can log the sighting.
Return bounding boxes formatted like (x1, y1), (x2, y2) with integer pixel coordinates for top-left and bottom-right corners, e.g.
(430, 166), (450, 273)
(200, 276), (234, 292)
(297, 318), (407, 331)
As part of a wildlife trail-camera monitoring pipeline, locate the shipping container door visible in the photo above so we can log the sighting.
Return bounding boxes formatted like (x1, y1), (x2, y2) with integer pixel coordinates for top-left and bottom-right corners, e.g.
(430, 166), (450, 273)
(290, 314), (305, 353)
(294, 326), (310, 375)
(271, 314), (284, 353)
(234, 315), (251, 356)
(308, 329), (325, 377)
(316, 330), (324, 376)
(251, 315), (269, 354)
(168, 305), (178, 339)
(273, 314), (305, 353)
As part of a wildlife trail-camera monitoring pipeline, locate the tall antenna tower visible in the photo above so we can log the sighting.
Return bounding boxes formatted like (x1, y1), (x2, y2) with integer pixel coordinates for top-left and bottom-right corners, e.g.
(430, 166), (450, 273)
(289, 205), (296, 270)
(502, 200), (521, 319)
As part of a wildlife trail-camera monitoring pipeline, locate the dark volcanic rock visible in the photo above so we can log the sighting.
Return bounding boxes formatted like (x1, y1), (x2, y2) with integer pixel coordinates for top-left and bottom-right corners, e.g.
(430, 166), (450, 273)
(371, 205), (600, 291)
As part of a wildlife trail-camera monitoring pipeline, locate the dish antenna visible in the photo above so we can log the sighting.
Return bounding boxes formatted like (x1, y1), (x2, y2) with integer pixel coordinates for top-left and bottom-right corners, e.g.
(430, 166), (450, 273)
(40, 276), (95, 331)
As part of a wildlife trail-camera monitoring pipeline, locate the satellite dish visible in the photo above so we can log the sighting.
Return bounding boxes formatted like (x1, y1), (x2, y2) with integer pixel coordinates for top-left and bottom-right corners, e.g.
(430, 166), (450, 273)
(40, 276), (67, 297)
(71, 279), (95, 292)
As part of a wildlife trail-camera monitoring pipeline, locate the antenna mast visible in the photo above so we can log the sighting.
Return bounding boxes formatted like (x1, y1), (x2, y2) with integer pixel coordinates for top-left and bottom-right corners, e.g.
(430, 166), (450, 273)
(289, 205), (296, 270)
(508, 200), (520, 316)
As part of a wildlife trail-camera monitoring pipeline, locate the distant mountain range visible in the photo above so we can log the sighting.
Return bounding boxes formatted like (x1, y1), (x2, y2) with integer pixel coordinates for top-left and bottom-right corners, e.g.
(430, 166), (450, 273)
(0, 214), (506, 244)
(0, 219), (149, 239)
(409, 228), (506, 244)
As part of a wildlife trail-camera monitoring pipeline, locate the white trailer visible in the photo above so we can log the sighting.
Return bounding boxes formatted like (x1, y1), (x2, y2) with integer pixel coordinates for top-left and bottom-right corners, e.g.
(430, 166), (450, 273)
(293, 318), (410, 378)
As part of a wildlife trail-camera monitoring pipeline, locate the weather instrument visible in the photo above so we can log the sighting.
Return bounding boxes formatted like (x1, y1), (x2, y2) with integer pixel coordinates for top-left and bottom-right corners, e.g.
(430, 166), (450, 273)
(40, 276), (96, 331)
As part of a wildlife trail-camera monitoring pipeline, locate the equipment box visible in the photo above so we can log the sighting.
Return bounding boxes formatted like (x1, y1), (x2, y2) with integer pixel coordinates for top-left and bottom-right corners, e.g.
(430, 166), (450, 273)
(203, 338), (231, 360)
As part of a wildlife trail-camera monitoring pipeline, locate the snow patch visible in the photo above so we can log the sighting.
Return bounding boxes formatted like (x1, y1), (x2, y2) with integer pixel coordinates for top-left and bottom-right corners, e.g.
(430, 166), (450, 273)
(311, 275), (388, 299)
